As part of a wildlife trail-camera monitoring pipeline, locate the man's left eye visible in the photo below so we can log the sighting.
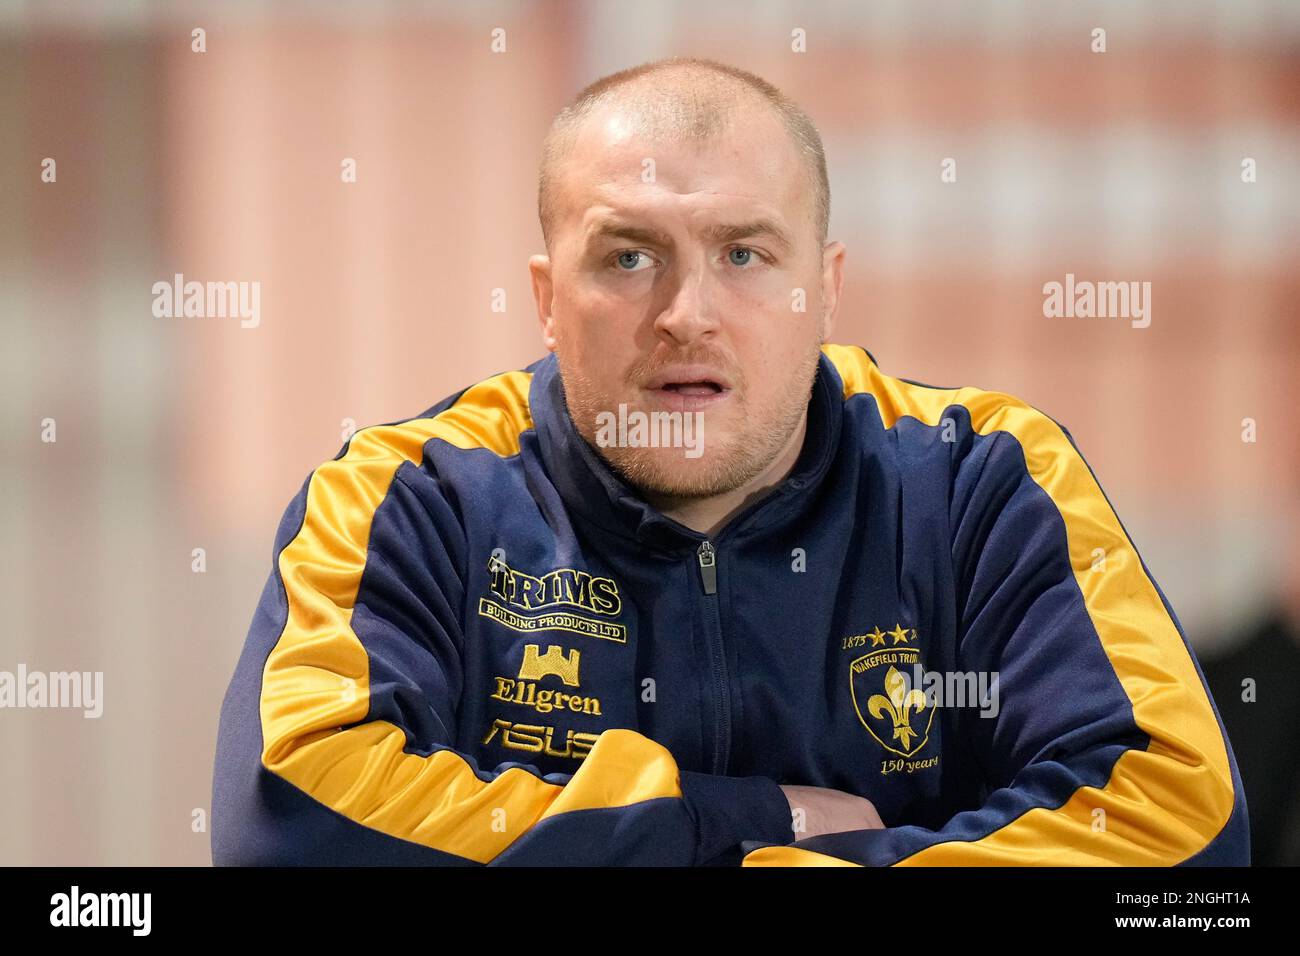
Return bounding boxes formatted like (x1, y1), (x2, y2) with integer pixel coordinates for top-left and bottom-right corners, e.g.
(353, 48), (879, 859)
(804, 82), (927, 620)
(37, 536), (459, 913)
(728, 247), (761, 267)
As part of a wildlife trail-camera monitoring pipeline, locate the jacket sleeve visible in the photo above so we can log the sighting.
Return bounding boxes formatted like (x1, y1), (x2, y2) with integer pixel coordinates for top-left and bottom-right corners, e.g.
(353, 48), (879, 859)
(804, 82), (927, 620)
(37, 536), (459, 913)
(744, 404), (1249, 867)
(211, 438), (793, 867)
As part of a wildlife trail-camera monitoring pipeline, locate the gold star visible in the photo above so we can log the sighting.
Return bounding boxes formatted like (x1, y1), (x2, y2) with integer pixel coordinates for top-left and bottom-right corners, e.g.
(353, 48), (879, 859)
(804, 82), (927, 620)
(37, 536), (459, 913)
(890, 624), (911, 644)
(867, 627), (887, 647)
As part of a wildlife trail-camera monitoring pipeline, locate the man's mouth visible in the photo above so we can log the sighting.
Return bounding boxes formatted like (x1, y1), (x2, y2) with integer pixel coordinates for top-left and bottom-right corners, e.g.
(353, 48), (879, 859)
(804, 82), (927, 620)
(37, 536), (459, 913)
(642, 368), (734, 411)
(644, 365), (733, 391)
(659, 381), (724, 397)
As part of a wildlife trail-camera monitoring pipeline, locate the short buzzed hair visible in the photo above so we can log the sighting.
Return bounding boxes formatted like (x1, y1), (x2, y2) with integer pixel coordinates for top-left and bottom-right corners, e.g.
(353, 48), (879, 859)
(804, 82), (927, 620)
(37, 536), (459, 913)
(537, 56), (830, 253)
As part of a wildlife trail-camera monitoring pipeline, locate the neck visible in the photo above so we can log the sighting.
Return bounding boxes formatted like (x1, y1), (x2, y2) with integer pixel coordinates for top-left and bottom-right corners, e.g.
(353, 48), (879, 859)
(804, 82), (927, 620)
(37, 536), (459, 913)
(644, 414), (809, 538)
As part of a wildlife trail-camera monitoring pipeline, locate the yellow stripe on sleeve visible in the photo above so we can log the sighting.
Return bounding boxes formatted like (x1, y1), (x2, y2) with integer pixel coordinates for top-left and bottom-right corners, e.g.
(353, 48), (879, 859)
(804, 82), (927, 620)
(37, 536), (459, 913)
(745, 345), (1236, 867)
(258, 370), (682, 864)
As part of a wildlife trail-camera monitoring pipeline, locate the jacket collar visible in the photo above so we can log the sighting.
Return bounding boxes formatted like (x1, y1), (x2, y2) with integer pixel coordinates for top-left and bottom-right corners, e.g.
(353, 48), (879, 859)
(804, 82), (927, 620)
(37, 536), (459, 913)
(527, 350), (845, 551)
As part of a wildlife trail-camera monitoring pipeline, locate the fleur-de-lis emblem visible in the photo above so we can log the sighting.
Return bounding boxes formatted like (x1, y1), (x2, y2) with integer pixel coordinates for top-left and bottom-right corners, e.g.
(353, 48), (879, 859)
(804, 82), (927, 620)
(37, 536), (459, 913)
(849, 629), (935, 756)
(866, 666), (928, 750)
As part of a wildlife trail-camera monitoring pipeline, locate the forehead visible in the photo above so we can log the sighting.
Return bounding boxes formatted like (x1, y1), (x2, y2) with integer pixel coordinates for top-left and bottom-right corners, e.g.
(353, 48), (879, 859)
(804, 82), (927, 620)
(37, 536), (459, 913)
(554, 101), (811, 239)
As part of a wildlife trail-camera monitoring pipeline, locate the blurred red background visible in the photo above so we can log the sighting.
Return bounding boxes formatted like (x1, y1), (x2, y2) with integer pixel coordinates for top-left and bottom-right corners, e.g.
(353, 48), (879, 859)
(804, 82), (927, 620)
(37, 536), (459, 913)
(1, 0), (1296, 864)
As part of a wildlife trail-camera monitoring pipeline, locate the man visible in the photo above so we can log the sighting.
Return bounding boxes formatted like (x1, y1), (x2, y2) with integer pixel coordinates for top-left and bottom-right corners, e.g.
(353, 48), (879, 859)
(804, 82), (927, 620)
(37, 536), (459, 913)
(211, 57), (1248, 866)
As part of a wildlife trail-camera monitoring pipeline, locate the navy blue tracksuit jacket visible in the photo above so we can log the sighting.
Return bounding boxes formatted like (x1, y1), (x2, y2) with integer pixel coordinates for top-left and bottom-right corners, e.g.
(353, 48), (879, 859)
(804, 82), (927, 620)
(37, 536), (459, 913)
(211, 343), (1249, 865)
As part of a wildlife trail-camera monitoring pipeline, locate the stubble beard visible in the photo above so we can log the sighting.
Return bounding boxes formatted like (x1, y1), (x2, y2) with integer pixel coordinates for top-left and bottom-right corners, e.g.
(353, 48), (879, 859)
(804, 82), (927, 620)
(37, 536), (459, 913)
(556, 338), (823, 502)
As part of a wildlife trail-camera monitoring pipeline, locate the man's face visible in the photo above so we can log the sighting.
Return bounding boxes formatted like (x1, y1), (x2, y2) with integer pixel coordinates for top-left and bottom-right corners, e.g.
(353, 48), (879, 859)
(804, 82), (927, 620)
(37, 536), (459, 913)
(531, 100), (844, 499)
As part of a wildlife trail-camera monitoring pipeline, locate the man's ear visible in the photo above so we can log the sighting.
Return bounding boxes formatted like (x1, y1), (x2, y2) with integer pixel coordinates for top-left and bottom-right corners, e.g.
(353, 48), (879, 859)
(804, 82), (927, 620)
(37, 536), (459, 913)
(819, 240), (846, 343)
(529, 254), (559, 352)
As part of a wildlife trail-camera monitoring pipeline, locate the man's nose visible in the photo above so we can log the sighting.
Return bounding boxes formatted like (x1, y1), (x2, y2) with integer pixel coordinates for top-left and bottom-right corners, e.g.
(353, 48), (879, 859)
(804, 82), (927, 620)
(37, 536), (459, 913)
(653, 261), (722, 345)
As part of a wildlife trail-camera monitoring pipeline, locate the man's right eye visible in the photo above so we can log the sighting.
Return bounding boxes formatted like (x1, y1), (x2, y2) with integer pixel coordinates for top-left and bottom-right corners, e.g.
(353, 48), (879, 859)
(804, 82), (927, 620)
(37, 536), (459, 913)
(613, 250), (653, 272)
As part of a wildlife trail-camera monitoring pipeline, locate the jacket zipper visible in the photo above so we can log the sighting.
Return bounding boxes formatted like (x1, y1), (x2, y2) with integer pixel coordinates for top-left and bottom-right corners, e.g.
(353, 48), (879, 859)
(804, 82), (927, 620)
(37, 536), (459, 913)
(696, 540), (731, 775)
